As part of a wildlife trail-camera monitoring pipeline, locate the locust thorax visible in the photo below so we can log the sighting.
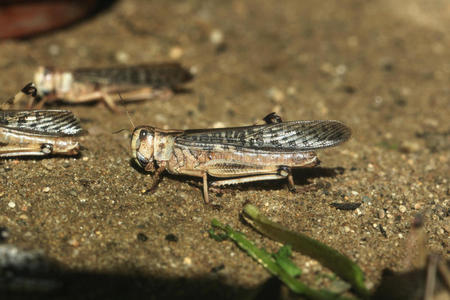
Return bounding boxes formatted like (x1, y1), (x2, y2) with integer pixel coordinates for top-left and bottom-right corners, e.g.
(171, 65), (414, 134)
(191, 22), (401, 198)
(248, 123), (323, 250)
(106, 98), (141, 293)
(34, 66), (74, 96)
(131, 126), (155, 170)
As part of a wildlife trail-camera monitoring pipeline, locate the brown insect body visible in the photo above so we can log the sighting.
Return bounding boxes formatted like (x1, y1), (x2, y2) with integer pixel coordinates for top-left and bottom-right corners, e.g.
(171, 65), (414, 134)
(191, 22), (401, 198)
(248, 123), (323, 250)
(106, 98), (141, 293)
(0, 109), (84, 157)
(33, 63), (193, 111)
(0, 127), (80, 157)
(131, 113), (351, 203)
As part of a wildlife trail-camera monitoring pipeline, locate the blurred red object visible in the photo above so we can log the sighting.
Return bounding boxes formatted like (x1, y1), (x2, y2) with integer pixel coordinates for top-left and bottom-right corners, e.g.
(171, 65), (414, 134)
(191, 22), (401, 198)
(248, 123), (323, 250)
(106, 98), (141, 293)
(0, 0), (100, 39)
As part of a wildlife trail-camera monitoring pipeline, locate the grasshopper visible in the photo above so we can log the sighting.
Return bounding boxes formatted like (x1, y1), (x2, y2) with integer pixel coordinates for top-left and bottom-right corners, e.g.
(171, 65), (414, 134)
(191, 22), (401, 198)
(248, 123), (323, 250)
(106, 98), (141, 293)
(1, 83), (85, 157)
(25, 63), (193, 111)
(130, 113), (351, 203)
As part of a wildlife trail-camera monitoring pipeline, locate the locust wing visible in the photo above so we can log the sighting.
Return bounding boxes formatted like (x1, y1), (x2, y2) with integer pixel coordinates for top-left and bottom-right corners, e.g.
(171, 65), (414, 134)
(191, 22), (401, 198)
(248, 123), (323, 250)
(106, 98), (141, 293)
(73, 63), (193, 88)
(175, 120), (351, 152)
(0, 110), (84, 136)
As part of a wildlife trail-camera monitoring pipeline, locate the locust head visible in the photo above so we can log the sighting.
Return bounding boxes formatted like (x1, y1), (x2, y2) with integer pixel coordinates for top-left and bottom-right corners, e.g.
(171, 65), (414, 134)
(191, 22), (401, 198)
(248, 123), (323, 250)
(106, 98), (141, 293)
(131, 126), (155, 171)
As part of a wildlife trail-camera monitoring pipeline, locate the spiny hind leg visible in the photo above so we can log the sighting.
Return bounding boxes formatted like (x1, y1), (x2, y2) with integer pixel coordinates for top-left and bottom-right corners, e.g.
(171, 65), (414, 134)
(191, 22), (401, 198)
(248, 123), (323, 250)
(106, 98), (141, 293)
(208, 174), (286, 202)
(103, 88), (173, 112)
(210, 174), (286, 187)
(202, 172), (210, 204)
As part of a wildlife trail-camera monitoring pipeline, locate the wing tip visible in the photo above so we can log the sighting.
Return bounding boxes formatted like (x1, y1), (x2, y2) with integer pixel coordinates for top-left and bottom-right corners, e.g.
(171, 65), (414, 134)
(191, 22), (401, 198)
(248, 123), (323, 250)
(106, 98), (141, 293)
(324, 120), (352, 147)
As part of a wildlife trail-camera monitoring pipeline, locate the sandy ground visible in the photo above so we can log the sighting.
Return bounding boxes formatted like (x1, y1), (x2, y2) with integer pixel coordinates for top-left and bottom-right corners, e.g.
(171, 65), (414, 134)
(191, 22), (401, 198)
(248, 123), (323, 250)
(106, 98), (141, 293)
(0, 0), (449, 299)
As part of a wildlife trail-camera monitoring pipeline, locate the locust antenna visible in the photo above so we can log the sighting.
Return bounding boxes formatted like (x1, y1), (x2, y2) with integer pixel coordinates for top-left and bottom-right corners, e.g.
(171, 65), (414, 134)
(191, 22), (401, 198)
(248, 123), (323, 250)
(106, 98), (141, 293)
(118, 92), (135, 130)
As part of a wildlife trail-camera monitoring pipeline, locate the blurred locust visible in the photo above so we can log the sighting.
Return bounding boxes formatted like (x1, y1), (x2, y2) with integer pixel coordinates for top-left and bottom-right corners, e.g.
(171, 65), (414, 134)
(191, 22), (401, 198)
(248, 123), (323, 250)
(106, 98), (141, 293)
(16, 63), (193, 112)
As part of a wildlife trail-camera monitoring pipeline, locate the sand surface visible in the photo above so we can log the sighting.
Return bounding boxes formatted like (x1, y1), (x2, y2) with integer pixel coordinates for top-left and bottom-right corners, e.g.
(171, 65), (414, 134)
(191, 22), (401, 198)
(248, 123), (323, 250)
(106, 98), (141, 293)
(0, 0), (448, 299)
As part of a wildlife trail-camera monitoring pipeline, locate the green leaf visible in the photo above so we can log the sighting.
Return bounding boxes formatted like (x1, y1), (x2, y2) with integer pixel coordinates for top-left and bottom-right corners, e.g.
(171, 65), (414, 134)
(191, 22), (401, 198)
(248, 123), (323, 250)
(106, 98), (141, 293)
(273, 245), (302, 277)
(209, 219), (356, 300)
(242, 204), (370, 299)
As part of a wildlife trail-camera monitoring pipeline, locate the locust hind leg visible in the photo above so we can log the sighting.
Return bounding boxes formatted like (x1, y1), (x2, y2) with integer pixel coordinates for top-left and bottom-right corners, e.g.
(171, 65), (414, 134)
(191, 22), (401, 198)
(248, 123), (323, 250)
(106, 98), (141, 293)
(203, 172), (210, 204)
(210, 174), (287, 187)
(105, 87), (173, 112)
(210, 166), (296, 193)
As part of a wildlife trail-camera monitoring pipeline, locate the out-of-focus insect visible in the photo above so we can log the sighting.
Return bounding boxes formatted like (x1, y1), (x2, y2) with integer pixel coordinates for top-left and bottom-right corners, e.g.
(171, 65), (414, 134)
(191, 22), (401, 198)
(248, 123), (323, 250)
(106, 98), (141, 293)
(130, 113), (352, 203)
(0, 83), (85, 157)
(21, 63), (193, 111)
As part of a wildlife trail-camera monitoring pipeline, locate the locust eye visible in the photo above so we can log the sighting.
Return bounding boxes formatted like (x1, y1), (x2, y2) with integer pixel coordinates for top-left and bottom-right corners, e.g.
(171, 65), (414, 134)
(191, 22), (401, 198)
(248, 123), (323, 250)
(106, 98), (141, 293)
(139, 130), (148, 140)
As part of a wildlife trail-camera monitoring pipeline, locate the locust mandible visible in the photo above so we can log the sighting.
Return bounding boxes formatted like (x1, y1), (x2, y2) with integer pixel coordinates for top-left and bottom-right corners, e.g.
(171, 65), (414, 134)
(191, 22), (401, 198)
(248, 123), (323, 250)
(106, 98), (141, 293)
(1, 83), (85, 157)
(23, 63), (193, 111)
(131, 113), (351, 203)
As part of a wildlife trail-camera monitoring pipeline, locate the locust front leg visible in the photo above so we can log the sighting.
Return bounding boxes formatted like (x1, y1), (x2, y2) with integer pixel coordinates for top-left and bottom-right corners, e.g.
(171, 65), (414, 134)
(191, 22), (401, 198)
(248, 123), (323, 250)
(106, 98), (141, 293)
(144, 162), (166, 194)
(278, 165), (296, 192)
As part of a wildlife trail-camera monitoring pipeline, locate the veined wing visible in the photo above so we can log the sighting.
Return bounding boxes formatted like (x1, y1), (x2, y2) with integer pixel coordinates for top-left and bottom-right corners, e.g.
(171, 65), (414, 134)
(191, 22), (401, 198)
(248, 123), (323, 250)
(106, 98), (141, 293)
(175, 120), (351, 152)
(0, 110), (84, 136)
(73, 63), (193, 88)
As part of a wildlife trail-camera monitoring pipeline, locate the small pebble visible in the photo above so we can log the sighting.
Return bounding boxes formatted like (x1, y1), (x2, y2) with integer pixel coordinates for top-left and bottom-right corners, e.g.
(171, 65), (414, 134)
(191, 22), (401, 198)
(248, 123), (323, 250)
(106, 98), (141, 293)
(343, 226), (350, 233)
(42, 187), (50, 193)
(165, 233), (178, 242)
(0, 227), (10, 242)
(400, 141), (420, 153)
(377, 209), (385, 219)
(210, 29), (224, 45)
(362, 196), (371, 203)
(48, 44), (60, 56)
(267, 87), (285, 103)
(399, 205), (407, 213)
(41, 160), (54, 170)
(169, 46), (183, 59)
(115, 51), (129, 63)
(183, 257), (192, 266)
(8, 201), (15, 208)
(286, 86), (297, 95)
(137, 233), (148, 242)
(335, 64), (347, 75)
(211, 264), (225, 273)
(68, 238), (79, 247)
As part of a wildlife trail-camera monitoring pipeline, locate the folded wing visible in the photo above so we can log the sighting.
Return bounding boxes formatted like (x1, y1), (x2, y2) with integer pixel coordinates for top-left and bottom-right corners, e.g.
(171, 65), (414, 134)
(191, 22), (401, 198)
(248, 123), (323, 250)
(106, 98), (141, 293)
(175, 120), (351, 152)
(0, 110), (84, 136)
